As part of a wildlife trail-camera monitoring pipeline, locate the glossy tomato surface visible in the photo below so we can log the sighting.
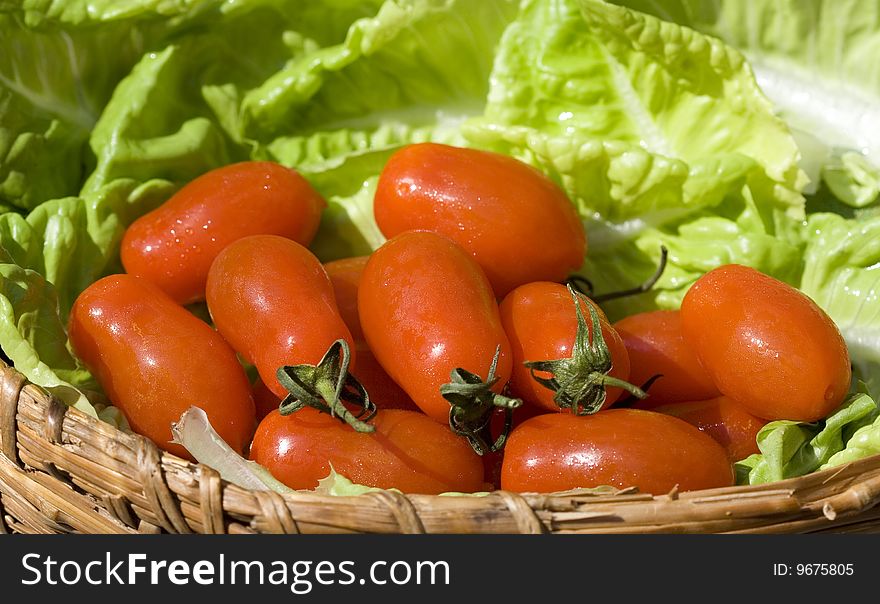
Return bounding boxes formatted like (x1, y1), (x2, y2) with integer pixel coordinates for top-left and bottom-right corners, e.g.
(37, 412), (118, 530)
(374, 143), (586, 296)
(206, 235), (354, 399)
(614, 310), (719, 407)
(122, 161), (325, 304)
(500, 282), (630, 412)
(250, 408), (484, 494)
(324, 256), (418, 412)
(358, 231), (513, 422)
(68, 274), (256, 458)
(652, 396), (767, 461)
(500, 409), (734, 493)
(680, 264), (851, 422)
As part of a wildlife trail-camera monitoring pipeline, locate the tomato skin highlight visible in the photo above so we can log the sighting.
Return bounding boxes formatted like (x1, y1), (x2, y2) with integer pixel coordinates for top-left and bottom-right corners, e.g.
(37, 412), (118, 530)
(374, 143), (586, 296)
(324, 256), (418, 412)
(250, 407), (484, 494)
(206, 235), (355, 400)
(68, 274), (256, 458)
(680, 264), (851, 422)
(358, 231), (513, 423)
(500, 409), (734, 493)
(651, 396), (767, 462)
(499, 282), (631, 412)
(614, 310), (719, 407)
(121, 161), (325, 305)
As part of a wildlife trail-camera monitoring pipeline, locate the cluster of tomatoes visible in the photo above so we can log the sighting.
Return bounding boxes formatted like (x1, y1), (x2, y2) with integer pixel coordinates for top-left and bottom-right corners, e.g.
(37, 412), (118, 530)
(68, 143), (853, 496)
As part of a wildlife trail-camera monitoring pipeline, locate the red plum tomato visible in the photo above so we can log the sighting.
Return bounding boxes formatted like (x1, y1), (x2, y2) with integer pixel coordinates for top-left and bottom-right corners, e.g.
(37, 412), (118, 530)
(374, 143), (586, 296)
(680, 265), (851, 422)
(206, 235), (354, 400)
(68, 274), (256, 458)
(500, 409), (734, 494)
(358, 231), (513, 423)
(250, 407), (484, 494)
(121, 161), (325, 304)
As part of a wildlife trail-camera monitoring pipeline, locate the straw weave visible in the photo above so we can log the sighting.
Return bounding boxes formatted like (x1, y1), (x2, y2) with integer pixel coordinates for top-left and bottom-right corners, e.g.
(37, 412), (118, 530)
(1, 361), (879, 534)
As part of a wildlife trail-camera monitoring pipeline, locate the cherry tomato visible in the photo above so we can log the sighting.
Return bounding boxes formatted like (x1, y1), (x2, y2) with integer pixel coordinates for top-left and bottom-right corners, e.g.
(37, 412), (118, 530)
(680, 264), (851, 422)
(68, 274), (255, 458)
(358, 231), (515, 443)
(499, 282), (632, 413)
(253, 377), (282, 422)
(206, 235), (354, 400)
(250, 407), (484, 494)
(324, 256), (418, 412)
(614, 310), (719, 407)
(122, 161), (325, 305)
(651, 396), (767, 462)
(500, 409), (734, 493)
(374, 143), (586, 296)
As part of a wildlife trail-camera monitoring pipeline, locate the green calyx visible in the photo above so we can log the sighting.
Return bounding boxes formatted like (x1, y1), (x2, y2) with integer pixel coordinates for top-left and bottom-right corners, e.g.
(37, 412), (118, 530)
(524, 285), (647, 415)
(440, 345), (522, 456)
(276, 339), (376, 433)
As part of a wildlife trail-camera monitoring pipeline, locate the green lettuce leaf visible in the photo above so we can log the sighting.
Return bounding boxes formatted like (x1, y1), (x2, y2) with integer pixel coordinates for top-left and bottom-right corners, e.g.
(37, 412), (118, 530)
(612, 0), (880, 208)
(79, 4), (311, 193)
(0, 13), (157, 210)
(16, 0), (205, 26)
(310, 177), (386, 262)
(822, 152), (880, 209)
(0, 179), (175, 315)
(464, 0), (806, 223)
(798, 212), (880, 394)
(736, 389), (879, 485)
(822, 413), (880, 470)
(460, 0), (807, 317)
(238, 0), (517, 143)
(0, 262), (99, 417)
(0, 178), (170, 424)
(313, 466), (397, 497)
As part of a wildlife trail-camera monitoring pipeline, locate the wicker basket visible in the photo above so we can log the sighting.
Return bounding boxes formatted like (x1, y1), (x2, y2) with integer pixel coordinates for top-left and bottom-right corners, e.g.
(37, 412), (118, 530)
(2, 361), (880, 534)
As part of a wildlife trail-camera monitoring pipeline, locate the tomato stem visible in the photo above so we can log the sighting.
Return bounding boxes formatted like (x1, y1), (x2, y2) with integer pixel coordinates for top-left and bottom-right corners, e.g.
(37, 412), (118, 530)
(524, 284), (646, 415)
(440, 345), (522, 456)
(566, 245), (668, 303)
(565, 274), (594, 297)
(592, 245), (668, 304)
(614, 374), (664, 408)
(276, 339), (376, 433)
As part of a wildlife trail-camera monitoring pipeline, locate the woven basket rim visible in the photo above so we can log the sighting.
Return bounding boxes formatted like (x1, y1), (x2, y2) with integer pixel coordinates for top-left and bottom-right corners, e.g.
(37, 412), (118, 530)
(2, 361), (880, 534)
